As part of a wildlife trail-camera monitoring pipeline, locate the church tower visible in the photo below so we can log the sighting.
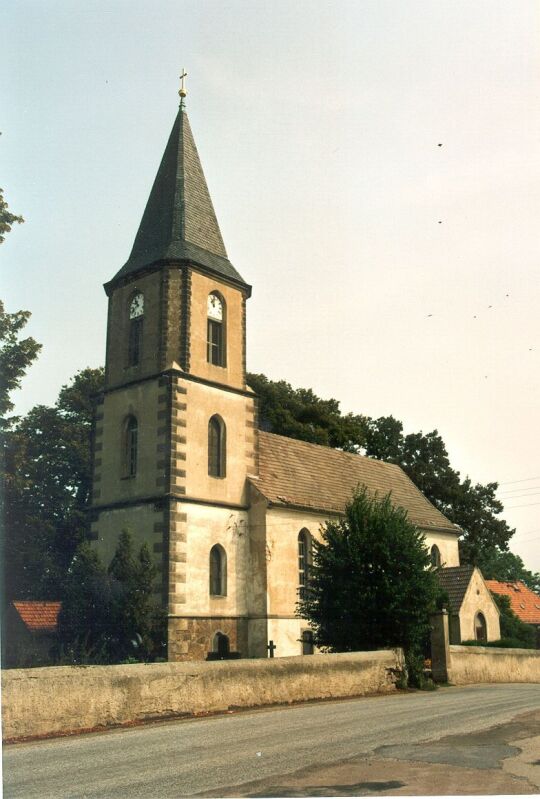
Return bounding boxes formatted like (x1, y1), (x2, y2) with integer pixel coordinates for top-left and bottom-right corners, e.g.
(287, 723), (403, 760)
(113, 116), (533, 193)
(91, 86), (257, 660)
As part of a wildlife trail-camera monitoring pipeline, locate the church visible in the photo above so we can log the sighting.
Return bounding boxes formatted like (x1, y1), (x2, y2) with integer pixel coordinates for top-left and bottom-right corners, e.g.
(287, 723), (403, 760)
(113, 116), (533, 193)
(90, 83), (500, 660)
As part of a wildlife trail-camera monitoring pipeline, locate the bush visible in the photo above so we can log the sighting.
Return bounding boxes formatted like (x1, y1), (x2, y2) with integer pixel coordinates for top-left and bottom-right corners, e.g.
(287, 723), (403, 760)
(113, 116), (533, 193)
(461, 637), (534, 649)
(56, 533), (166, 664)
(297, 489), (440, 687)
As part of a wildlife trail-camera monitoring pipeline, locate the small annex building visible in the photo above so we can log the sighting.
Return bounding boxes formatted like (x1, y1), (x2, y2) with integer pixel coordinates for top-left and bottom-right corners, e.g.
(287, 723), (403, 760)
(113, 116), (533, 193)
(438, 566), (501, 644)
(2, 601), (61, 668)
(90, 86), (497, 661)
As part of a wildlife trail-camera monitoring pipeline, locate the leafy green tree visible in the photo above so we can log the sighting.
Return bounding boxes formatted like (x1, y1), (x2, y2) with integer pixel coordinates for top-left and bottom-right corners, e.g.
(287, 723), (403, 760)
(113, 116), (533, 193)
(363, 416), (514, 564)
(57, 533), (166, 664)
(248, 376), (516, 567)
(247, 372), (366, 452)
(479, 549), (540, 594)
(0, 302), (42, 423)
(2, 368), (104, 602)
(108, 530), (136, 584)
(452, 479), (515, 566)
(0, 186), (24, 245)
(298, 489), (440, 683)
(108, 531), (166, 661)
(55, 543), (121, 664)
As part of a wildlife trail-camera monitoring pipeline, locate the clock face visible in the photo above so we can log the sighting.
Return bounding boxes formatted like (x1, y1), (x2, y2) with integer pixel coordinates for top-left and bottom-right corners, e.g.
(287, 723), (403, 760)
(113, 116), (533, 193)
(129, 292), (144, 319)
(207, 294), (223, 321)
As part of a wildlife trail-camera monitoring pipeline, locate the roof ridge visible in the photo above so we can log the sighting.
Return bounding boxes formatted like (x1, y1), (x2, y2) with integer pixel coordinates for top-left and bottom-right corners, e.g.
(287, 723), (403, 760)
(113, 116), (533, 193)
(259, 430), (384, 465)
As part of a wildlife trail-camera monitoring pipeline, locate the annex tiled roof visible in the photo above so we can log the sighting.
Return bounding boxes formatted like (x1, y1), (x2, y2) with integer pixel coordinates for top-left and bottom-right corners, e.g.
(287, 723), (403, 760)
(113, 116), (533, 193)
(252, 431), (459, 533)
(12, 601), (61, 633)
(485, 580), (540, 625)
(437, 565), (475, 612)
(110, 108), (249, 291)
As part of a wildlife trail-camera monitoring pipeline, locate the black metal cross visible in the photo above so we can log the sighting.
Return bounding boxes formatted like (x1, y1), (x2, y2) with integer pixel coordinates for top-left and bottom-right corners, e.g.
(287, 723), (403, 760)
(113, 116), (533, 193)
(267, 639), (276, 658)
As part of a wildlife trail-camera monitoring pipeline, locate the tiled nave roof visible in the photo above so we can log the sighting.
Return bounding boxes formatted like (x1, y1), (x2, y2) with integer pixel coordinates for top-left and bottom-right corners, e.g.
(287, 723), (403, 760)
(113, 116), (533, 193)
(253, 431), (459, 533)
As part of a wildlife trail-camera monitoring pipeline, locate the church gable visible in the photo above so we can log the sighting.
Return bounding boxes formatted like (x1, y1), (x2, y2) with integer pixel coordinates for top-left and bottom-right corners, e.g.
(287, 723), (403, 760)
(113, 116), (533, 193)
(252, 431), (459, 534)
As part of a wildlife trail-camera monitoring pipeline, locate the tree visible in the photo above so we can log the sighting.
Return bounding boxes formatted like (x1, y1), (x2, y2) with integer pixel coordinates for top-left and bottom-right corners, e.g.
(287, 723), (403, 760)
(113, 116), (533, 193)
(2, 367), (104, 602)
(298, 489), (440, 679)
(55, 543), (121, 664)
(363, 416), (515, 564)
(247, 375), (517, 568)
(247, 372), (366, 452)
(57, 533), (166, 664)
(478, 549), (540, 594)
(0, 187), (36, 421)
(0, 186), (24, 245)
(0, 302), (42, 423)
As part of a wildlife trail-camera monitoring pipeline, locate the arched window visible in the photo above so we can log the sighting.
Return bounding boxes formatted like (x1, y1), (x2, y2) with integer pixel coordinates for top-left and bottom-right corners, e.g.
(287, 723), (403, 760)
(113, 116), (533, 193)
(124, 416), (138, 477)
(430, 544), (441, 568)
(298, 529), (312, 599)
(301, 629), (314, 655)
(474, 612), (487, 642)
(128, 291), (144, 367)
(209, 544), (227, 596)
(212, 631), (230, 658)
(208, 415), (226, 478)
(207, 292), (226, 367)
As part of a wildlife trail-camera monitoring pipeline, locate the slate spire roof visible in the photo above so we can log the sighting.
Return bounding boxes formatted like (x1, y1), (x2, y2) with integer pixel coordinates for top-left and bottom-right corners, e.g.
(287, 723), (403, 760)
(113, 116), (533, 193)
(110, 106), (249, 291)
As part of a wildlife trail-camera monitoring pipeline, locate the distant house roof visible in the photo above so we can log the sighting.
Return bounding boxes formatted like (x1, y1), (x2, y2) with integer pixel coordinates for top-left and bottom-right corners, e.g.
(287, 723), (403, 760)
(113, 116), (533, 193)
(252, 431), (459, 533)
(437, 565), (475, 612)
(485, 580), (540, 625)
(12, 601), (61, 633)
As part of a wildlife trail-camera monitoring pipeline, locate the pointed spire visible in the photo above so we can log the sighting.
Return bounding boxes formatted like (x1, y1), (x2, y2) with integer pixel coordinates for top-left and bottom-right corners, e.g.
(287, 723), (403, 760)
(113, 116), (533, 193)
(110, 102), (248, 290)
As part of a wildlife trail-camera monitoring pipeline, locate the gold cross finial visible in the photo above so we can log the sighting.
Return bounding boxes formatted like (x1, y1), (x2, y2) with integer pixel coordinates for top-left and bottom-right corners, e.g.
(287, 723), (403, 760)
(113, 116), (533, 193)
(179, 68), (188, 107)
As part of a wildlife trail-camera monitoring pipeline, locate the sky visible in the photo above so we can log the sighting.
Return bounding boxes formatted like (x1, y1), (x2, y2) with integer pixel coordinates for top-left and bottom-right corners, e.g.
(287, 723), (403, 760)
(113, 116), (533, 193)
(2, 0), (539, 570)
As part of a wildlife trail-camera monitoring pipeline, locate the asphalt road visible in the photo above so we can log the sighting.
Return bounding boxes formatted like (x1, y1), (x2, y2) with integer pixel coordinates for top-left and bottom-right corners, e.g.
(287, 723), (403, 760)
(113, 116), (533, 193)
(3, 684), (540, 798)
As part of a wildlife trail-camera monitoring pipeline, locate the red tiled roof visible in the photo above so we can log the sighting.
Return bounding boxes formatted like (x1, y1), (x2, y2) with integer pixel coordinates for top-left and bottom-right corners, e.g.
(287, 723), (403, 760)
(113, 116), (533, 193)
(485, 580), (540, 625)
(12, 601), (61, 633)
(252, 431), (458, 533)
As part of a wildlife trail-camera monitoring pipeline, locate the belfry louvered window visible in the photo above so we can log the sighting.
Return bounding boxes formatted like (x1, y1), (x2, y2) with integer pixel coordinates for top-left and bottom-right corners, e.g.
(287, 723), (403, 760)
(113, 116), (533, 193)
(207, 293), (226, 366)
(128, 292), (144, 367)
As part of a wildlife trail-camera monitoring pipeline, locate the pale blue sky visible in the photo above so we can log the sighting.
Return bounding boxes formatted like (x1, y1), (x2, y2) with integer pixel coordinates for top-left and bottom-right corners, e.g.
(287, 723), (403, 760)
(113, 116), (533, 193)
(2, 1), (539, 568)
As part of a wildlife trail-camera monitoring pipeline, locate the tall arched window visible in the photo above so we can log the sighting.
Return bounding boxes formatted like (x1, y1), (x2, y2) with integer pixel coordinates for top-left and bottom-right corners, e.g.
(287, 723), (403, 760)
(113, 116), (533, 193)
(124, 415), (138, 477)
(301, 629), (314, 655)
(208, 415), (226, 477)
(298, 529), (312, 599)
(128, 291), (144, 367)
(430, 544), (441, 568)
(207, 292), (226, 366)
(209, 545), (227, 596)
(474, 612), (487, 642)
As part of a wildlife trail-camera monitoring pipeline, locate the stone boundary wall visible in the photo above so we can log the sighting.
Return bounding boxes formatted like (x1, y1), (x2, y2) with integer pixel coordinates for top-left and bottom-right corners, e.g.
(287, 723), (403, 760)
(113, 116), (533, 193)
(449, 645), (540, 685)
(1, 650), (400, 741)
